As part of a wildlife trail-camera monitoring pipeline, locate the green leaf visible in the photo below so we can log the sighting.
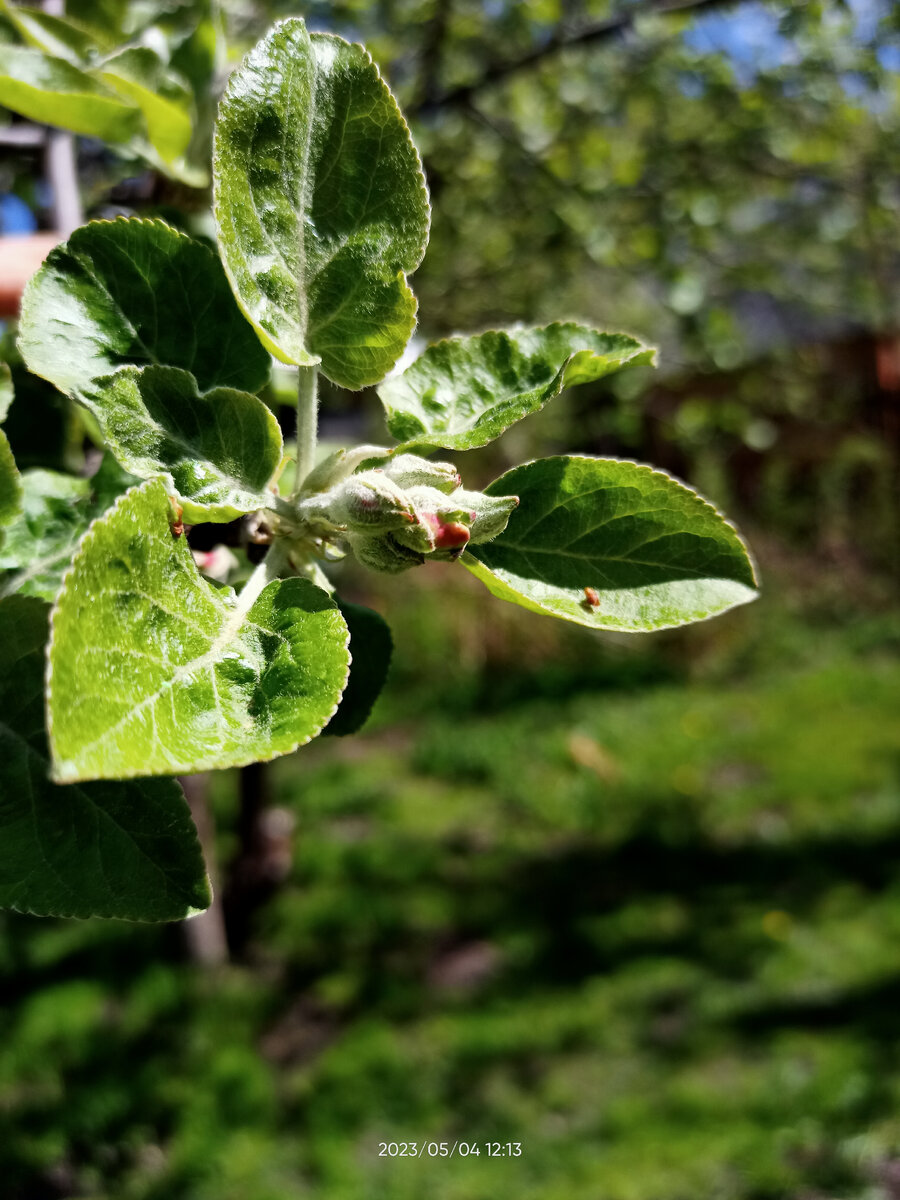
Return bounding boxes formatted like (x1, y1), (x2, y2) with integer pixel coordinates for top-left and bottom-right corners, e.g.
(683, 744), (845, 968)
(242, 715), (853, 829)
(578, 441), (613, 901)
(48, 478), (350, 782)
(0, 363), (12, 423)
(379, 324), (655, 452)
(0, 45), (140, 141)
(97, 47), (194, 166)
(0, 430), (22, 528)
(0, 463), (133, 602)
(323, 602), (392, 736)
(213, 17), (430, 387)
(0, 2), (113, 64)
(464, 456), (758, 631)
(18, 218), (271, 403)
(89, 365), (283, 523)
(0, 595), (210, 921)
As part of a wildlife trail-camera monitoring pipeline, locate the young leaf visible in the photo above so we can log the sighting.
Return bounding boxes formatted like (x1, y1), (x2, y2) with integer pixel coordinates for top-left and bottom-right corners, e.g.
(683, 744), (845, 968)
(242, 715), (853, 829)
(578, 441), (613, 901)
(464, 456), (758, 631)
(97, 48), (194, 167)
(0, 45), (140, 141)
(323, 602), (393, 736)
(48, 479), (350, 782)
(0, 363), (13, 423)
(89, 365), (283, 523)
(379, 324), (655, 452)
(0, 2), (113, 64)
(0, 429), (23, 527)
(0, 595), (211, 921)
(213, 18), (430, 387)
(18, 218), (271, 402)
(0, 463), (133, 601)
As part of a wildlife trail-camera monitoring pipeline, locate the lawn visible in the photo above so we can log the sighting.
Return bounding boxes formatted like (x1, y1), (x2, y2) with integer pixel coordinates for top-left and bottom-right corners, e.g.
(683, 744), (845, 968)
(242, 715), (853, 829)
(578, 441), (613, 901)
(2, 551), (898, 1199)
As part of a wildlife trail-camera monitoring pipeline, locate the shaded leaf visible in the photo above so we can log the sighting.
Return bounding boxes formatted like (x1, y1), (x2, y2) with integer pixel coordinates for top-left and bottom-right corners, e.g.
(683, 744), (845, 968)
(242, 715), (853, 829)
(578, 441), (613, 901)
(98, 47), (194, 167)
(0, 45), (140, 141)
(48, 479), (350, 781)
(0, 2), (113, 63)
(0, 363), (13, 424)
(380, 324), (655, 452)
(0, 461), (133, 601)
(213, 18), (429, 387)
(323, 601), (393, 736)
(18, 218), (270, 402)
(0, 428), (22, 527)
(90, 365), (283, 523)
(0, 595), (211, 921)
(1, 361), (77, 473)
(464, 456), (758, 631)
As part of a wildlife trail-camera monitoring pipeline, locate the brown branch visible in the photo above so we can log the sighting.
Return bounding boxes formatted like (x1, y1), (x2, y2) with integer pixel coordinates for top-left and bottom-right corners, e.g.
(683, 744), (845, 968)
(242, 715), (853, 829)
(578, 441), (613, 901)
(415, 0), (455, 111)
(412, 0), (761, 116)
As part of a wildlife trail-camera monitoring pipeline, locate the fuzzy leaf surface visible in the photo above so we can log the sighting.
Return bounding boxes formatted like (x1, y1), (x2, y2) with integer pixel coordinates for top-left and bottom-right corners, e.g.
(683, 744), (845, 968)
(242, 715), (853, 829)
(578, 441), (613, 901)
(18, 218), (270, 402)
(0, 430), (22, 527)
(323, 602), (392, 736)
(48, 479), (350, 782)
(0, 363), (13, 423)
(380, 324), (655, 451)
(464, 456), (758, 631)
(213, 18), (429, 387)
(0, 595), (211, 921)
(90, 366), (283, 523)
(0, 464), (133, 601)
(0, 45), (140, 140)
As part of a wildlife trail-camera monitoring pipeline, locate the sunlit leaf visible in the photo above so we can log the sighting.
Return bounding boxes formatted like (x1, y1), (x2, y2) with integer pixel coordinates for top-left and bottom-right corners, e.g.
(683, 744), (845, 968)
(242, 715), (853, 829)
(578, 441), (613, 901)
(98, 47), (194, 166)
(464, 456), (758, 631)
(48, 479), (350, 782)
(380, 324), (655, 451)
(0, 595), (211, 921)
(89, 365), (283, 523)
(0, 45), (140, 140)
(18, 218), (271, 402)
(0, 2), (113, 63)
(213, 17), (430, 387)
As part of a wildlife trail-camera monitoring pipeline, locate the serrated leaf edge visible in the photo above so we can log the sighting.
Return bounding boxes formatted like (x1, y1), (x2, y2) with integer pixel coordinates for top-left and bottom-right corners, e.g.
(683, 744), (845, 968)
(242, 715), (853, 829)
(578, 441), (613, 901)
(383, 322), (657, 450)
(212, 18), (431, 372)
(464, 453), (758, 632)
(19, 215), (269, 400)
(90, 363), (283, 522)
(45, 479), (352, 782)
(0, 594), (212, 921)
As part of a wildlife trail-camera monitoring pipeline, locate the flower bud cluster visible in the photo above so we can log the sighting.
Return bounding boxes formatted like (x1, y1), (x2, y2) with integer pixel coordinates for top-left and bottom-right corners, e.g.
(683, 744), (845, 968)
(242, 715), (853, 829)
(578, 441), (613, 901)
(297, 452), (518, 574)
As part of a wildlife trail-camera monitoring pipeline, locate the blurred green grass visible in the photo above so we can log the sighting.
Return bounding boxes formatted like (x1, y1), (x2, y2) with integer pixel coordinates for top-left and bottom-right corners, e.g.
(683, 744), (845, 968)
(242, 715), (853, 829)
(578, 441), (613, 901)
(1, 550), (899, 1199)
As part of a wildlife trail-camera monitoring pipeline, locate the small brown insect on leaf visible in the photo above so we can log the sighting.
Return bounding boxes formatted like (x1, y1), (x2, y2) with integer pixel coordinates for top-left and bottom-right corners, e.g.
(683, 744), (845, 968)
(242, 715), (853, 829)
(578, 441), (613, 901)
(582, 587), (601, 610)
(170, 501), (185, 539)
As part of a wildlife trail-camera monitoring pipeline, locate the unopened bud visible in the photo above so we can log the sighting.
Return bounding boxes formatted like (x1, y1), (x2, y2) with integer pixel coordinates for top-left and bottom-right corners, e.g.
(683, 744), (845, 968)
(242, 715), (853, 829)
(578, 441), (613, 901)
(382, 453), (461, 494)
(454, 489), (519, 544)
(391, 486), (474, 554)
(425, 516), (471, 560)
(301, 445), (391, 494)
(331, 471), (417, 533)
(347, 531), (424, 574)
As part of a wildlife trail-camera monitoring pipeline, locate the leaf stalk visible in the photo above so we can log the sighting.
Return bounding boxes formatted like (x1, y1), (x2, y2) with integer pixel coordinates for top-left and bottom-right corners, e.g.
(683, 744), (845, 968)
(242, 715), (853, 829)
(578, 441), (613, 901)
(293, 364), (319, 496)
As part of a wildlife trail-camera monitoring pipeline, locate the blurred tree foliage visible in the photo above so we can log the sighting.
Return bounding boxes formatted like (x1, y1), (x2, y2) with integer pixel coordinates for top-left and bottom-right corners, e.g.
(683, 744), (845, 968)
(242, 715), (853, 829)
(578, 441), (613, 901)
(1, 5), (899, 1196)
(225, 0), (900, 371)
(7, 0), (898, 364)
(2, 0), (898, 569)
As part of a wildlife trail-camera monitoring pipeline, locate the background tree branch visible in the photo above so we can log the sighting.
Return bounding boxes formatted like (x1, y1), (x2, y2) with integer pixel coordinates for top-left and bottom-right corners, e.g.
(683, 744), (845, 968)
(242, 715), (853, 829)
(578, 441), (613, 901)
(412, 0), (765, 115)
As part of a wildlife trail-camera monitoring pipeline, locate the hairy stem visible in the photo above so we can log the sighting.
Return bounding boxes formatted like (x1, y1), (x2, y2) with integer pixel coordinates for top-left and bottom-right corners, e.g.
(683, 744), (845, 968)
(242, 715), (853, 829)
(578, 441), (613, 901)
(238, 539), (290, 606)
(294, 364), (319, 495)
